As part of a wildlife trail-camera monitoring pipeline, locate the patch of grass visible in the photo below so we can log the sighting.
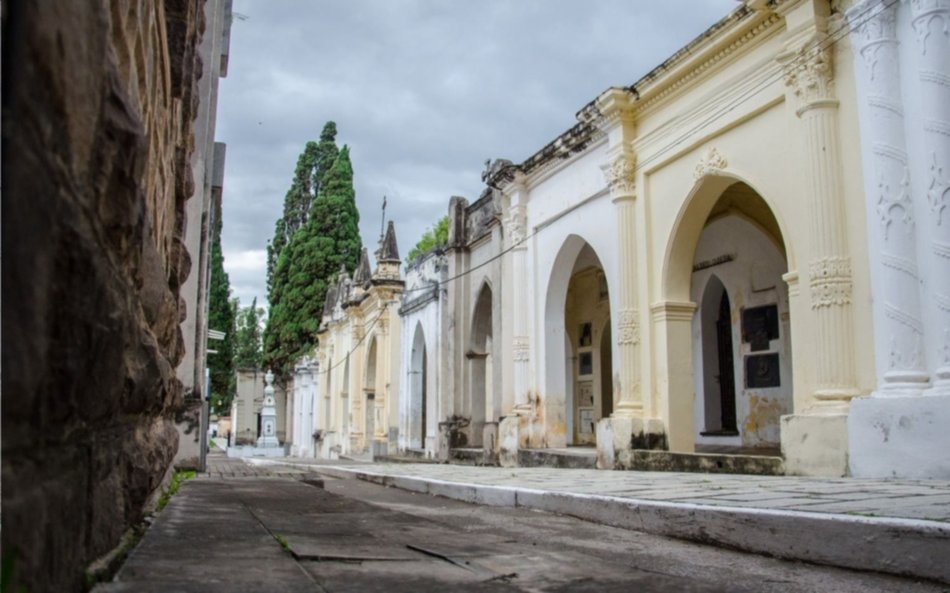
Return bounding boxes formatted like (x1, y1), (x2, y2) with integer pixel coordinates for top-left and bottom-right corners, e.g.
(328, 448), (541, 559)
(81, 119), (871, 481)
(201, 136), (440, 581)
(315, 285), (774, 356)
(273, 533), (290, 553)
(156, 469), (196, 512)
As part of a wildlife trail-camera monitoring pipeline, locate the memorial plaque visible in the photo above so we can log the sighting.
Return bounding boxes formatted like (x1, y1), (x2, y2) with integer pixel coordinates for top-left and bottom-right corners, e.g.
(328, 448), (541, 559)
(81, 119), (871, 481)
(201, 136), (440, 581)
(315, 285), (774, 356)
(579, 352), (593, 375)
(578, 381), (594, 407)
(746, 353), (781, 388)
(742, 305), (779, 352)
(579, 409), (595, 434)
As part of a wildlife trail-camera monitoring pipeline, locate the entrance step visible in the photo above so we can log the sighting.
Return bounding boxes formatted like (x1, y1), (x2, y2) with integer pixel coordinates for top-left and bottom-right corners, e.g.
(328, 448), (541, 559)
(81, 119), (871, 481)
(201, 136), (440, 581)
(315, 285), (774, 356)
(449, 448), (496, 466)
(377, 448), (439, 464)
(519, 448), (597, 469)
(628, 449), (784, 476)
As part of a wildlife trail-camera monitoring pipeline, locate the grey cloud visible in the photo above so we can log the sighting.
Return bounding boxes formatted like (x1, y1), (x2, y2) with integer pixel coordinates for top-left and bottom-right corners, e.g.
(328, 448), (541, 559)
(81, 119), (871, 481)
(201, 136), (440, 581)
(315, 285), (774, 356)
(218, 0), (737, 307)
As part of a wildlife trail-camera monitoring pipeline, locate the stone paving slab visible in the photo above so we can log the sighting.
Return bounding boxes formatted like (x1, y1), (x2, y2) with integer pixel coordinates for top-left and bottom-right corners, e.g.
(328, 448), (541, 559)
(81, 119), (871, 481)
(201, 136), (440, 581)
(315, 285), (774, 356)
(258, 458), (950, 584)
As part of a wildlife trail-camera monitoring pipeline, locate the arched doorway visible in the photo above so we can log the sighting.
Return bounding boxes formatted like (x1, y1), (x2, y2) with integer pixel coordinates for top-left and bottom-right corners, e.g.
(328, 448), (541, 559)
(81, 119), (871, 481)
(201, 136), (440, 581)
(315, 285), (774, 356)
(469, 282), (493, 447)
(676, 180), (792, 453)
(698, 276), (737, 435)
(409, 323), (427, 450)
(545, 237), (612, 447)
(363, 336), (378, 453)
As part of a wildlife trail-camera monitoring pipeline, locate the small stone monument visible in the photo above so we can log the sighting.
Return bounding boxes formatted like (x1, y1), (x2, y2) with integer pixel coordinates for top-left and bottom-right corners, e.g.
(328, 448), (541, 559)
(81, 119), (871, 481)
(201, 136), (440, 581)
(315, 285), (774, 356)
(256, 369), (280, 448)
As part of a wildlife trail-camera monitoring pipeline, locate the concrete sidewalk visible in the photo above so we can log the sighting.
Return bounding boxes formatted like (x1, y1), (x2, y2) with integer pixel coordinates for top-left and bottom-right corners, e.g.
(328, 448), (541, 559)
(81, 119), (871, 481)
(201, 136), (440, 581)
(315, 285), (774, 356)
(263, 459), (950, 584)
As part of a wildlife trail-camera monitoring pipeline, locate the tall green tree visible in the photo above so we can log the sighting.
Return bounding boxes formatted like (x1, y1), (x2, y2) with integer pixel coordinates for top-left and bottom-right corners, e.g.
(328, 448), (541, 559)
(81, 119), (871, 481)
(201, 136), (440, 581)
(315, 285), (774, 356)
(207, 228), (236, 414)
(233, 297), (264, 370)
(264, 145), (362, 376)
(265, 122), (340, 297)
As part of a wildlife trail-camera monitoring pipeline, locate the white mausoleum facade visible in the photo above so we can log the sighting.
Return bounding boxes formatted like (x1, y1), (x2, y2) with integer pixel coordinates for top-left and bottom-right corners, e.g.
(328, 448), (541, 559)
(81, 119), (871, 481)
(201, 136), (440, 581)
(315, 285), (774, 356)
(301, 0), (948, 478)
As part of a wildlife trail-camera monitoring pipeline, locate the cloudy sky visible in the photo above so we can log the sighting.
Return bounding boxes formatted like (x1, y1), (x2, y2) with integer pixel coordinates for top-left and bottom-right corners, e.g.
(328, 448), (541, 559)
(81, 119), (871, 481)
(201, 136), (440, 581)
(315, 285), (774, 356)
(217, 0), (739, 309)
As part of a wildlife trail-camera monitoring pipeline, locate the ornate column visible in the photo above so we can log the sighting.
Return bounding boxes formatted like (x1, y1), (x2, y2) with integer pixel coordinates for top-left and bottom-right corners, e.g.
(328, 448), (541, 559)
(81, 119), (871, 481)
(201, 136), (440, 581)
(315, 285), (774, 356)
(779, 33), (860, 412)
(848, 0), (929, 394)
(506, 191), (532, 413)
(596, 89), (643, 419)
(603, 153), (642, 417)
(910, 0), (950, 394)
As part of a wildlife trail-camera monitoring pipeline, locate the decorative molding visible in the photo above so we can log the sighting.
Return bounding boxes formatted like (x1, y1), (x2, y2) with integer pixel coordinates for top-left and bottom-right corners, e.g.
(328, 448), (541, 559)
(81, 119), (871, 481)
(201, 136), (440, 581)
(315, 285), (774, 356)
(877, 168), (915, 238)
(693, 147), (728, 180)
(848, 0), (897, 53)
(935, 292), (950, 313)
(505, 205), (527, 247)
(924, 119), (950, 136)
(868, 94), (904, 116)
(888, 333), (923, 370)
(928, 152), (950, 223)
(512, 336), (529, 362)
(634, 13), (782, 115)
(617, 308), (641, 345)
(872, 141), (908, 164)
(650, 301), (698, 322)
(809, 256), (853, 308)
(884, 301), (925, 334)
(881, 252), (921, 278)
(601, 152), (637, 197)
(920, 69), (950, 87)
(935, 240), (950, 259)
(910, 0), (950, 55)
(375, 317), (388, 336)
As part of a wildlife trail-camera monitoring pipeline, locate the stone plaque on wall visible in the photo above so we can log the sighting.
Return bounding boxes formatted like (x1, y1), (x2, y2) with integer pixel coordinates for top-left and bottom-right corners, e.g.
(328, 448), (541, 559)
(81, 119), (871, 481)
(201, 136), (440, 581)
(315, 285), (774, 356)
(746, 353), (780, 388)
(579, 409), (594, 434)
(742, 305), (779, 351)
(578, 381), (594, 407)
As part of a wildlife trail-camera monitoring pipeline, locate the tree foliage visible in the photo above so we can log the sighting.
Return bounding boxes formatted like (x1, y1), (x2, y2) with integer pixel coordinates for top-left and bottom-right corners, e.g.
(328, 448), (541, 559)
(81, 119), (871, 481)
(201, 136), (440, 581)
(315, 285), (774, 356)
(233, 297), (264, 370)
(207, 226), (236, 415)
(406, 215), (449, 264)
(265, 122), (340, 297)
(264, 144), (362, 376)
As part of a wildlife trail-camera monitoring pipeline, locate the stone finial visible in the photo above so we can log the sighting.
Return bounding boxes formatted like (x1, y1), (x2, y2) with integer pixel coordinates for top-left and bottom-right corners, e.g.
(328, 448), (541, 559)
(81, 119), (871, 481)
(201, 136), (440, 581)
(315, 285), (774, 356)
(378, 220), (400, 262)
(353, 247), (372, 286)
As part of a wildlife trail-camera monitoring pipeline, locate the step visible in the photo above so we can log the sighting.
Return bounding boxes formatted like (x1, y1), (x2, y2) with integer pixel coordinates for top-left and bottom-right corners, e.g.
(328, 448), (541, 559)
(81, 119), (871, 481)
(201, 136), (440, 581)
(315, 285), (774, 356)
(518, 448), (597, 469)
(627, 449), (784, 476)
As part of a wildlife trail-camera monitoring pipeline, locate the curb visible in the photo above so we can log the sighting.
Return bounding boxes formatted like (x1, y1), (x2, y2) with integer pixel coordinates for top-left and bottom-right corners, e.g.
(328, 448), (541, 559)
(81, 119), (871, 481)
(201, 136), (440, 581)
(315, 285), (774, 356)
(287, 462), (950, 584)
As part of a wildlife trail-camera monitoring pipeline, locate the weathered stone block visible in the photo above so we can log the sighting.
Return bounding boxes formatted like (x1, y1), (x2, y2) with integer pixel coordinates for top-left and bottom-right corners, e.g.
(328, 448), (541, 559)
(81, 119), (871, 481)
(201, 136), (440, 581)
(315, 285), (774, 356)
(781, 413), (848, 476)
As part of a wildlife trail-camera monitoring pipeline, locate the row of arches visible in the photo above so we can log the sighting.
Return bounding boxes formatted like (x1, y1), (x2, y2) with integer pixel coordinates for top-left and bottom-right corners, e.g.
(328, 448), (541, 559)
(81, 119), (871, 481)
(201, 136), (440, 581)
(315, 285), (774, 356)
(392, 175), (793, 454)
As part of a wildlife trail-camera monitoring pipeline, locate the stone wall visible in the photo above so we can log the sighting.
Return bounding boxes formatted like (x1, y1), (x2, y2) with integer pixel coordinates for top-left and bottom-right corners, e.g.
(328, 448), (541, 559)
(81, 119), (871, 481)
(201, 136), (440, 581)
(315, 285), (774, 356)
(2, 1), (207, 590)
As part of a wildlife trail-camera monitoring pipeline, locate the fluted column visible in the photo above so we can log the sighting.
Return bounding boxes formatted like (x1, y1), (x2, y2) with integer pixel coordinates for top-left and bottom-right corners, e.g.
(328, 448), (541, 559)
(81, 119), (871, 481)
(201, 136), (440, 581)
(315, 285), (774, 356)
(603, 151), (642, 417)
(506, 195), (531, 413)
(909, 0), (950, 394)
(780, 36), (860, 411)
(849, 0), (929, 394)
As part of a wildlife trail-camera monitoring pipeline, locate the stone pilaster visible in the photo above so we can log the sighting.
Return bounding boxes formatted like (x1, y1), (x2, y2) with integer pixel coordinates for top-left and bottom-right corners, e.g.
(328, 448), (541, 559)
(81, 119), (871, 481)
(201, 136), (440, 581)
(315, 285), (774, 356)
(849, 0), (930, 394)
(596, 89), (643, 419)
(505, 181), (532, 414)
(909, 0), (950, 394)
(780, 35), (860, 412)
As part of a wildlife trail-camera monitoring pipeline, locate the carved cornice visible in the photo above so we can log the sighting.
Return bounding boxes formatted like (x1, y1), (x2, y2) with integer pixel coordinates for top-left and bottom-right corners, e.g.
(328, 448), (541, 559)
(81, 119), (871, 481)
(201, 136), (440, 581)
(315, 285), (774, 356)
(634, 12), (782, 115)
(909, 0), (950, 55)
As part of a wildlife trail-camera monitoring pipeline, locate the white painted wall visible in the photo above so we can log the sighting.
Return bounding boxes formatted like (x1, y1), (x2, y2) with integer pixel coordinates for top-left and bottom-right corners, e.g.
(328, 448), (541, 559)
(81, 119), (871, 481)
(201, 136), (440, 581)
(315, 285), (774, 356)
(690, 215), (791, 449)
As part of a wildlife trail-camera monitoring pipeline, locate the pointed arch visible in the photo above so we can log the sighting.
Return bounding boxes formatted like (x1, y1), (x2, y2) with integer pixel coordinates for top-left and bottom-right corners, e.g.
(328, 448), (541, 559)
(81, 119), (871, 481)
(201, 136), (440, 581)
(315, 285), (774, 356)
(409, 321), (428, 449)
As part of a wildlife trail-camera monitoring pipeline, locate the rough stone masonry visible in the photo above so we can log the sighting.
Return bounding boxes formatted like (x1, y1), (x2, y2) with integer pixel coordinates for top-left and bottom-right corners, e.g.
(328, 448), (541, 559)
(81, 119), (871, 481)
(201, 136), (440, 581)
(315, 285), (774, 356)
(2, 1), (207, 591)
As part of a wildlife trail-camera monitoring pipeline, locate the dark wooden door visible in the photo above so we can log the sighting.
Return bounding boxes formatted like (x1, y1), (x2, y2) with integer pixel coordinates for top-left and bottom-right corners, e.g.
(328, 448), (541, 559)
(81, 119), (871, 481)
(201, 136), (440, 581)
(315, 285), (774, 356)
(716, 291), (737, 432)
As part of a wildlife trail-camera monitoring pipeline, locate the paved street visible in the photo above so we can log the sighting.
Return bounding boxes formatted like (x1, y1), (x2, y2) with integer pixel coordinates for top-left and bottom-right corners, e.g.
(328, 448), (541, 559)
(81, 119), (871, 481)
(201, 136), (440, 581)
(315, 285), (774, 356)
(96, 458), (947, 592)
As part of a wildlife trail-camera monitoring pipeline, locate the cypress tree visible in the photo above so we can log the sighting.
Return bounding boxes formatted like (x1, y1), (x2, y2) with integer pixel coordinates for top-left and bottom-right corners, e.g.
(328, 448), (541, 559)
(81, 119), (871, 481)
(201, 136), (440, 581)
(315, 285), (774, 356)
(233, 297), (264, 370)
(265, 122), (340, 297)
(207, 229), (236, 414)
(264, 146), (362, 376)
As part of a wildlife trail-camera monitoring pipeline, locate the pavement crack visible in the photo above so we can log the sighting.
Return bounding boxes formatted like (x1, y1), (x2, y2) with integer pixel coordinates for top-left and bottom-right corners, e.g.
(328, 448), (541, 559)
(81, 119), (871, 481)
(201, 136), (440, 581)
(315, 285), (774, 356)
(405, 544), (475, 572)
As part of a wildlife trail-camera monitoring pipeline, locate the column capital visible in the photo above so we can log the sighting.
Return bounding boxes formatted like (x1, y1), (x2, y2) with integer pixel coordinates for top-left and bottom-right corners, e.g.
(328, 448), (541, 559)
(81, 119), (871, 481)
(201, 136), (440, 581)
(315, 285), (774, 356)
(504, 204), (528, 248)
(779, 39), (838, 116)
(602, 151), (637, 200)
(847, 0), (897, 51)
